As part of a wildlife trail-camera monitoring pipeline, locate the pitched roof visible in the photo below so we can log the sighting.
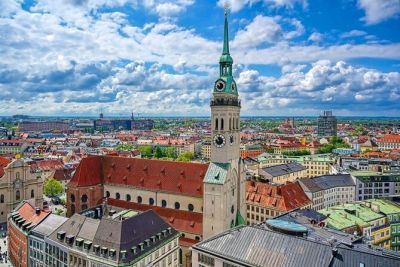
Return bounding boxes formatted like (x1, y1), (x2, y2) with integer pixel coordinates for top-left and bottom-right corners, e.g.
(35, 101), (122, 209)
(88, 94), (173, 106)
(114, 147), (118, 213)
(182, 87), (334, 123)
(14, 201), (51, 226)
(194, 225), (400, 267)
(298, 178), (323, 193)
(107, 198), (202, 235)
(0, 157), (10, 177)
(29, 159), (64, 172)
(203, 162), (230, 185)
(31, 214), (68, 237)
(246, 181), (311, 212)
(311, 174), (355, 189)
(261, 162), (306, 177)
(377, 134), (400, 143)
(70, 155), (208, 197)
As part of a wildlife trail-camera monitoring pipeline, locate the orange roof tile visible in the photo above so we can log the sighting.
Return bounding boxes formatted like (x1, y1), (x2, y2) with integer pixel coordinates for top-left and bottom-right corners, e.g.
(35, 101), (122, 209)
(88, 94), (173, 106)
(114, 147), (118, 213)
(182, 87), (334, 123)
(0, 157), (10, 177)
(16, 202), (50, 225)
(246, 181), (311, 212)
(377, 134), (400, 143)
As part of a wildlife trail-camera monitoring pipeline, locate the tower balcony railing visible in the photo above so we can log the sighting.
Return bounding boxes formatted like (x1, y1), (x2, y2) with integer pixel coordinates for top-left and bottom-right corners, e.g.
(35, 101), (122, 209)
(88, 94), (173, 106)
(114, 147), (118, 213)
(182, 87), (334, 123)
(210, 98), (241, 107)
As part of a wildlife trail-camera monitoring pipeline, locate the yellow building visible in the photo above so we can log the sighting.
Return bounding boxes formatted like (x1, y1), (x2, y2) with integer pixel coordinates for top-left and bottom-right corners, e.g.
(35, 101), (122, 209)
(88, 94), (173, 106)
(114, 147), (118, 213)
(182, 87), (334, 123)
(371, 224), (391, 249)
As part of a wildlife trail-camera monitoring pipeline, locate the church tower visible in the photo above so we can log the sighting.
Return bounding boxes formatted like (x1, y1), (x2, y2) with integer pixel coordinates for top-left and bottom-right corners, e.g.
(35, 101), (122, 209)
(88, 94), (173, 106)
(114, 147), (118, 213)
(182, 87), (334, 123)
(203, 9), (246, 239)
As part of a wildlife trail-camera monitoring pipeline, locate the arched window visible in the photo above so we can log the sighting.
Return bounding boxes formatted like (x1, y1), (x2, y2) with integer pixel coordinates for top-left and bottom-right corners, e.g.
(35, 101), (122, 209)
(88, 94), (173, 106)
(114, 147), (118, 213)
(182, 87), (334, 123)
(188, 204), (194, 211)
(236, 118), (239, 129)
(215, 118), (218, 130)
(233, 117), (235, 129)
(221, 118), (224, 130)
(71, 204), (75, 215)
(0, 195), (4, 203)
(149, 198), (154, 205)
(126, 194), (131, 202)
(137, 196), (142, 203)
(81, 194), (88, 203)
(16, 172), (20, 179)
(16, 190), (20, 201)
(229, 118), (231, 130)
(81, 204), (88, 211)
(231, 205), (234, 214)
(161, 200), (167, 208)
(174, 202), (180, 210)
(31, 189), (34, 198)
(116, 193), (120, 200)
(71, 194), (75, 203)
(106, 191), (110, 198)
(195, 236), (200, 241)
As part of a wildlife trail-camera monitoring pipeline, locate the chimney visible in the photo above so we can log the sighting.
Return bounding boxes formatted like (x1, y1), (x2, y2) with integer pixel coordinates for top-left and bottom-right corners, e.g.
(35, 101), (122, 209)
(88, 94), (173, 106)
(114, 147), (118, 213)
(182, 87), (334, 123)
(35, 208), (41, 215)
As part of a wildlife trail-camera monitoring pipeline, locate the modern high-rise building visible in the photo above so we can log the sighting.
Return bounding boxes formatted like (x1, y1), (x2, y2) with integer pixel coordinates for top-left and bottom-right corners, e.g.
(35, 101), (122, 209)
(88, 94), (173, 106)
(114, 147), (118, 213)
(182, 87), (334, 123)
(317, 110), (337, 137)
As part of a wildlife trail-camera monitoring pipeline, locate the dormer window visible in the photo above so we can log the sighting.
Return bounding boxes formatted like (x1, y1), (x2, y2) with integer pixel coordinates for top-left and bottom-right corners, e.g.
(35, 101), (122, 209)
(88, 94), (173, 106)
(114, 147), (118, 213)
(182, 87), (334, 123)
(131, 247), (137, 254)
(109, 249), (116, 257)
(101, 247), (108, 255)
(93, 245), (100, 253)
(83, 241), (92, 250)
(57, 231), (66, 241)
(75, 238), (84, 247)
(121, 250), (127, 259)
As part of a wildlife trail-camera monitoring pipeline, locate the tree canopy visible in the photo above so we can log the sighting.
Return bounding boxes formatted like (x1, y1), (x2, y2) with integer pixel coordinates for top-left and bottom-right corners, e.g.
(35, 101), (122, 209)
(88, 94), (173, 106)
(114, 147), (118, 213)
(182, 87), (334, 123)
(44, 178), (64, 197)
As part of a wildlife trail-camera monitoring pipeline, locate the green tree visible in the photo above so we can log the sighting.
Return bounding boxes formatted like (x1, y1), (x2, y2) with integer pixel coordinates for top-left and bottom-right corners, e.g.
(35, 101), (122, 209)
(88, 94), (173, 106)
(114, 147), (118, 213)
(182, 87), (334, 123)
(138, 145), (153, 158)
(154, 146), (164, 158)
(44, 178), (64, 197)
(177, 151), (194, 162)
(165, 147), (177, 159)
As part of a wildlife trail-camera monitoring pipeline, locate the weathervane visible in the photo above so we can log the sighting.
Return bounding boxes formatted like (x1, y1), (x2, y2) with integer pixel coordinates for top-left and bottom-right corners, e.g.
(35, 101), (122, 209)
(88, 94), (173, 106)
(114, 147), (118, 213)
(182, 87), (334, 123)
(224, 2), (230, 16)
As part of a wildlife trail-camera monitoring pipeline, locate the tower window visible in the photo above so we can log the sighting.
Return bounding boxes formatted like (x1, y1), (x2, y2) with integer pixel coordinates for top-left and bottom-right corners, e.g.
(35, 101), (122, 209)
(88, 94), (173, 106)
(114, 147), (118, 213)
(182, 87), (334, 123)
(221, 118), (224, 130)
(116, 193), (120, 200)
(175, 202), (180, 210)
(188, 204), (194, 211)
(236, 118), (239, 129)
(31, 189), (35, 198)
(105, 191), (110, 198)
(137, 196), (142, 203)
(0, 194), (4, 203)
(229, 118), (231, 130)
(149, 198), (154, 205)
(215, 118), (218, 130)
(16, 190), (20, 201)
(126, 194), (131, 202)
(81, 194), (88, 203)
(71, 194), (76, 203)
(162, 200), (167, 207)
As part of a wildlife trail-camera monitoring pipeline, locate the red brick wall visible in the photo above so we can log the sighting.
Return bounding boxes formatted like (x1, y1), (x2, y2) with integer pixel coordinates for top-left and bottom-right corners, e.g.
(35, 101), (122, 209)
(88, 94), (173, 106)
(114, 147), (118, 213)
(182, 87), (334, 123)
(8, 221), (28, 267)
(66, 184), (104, 217)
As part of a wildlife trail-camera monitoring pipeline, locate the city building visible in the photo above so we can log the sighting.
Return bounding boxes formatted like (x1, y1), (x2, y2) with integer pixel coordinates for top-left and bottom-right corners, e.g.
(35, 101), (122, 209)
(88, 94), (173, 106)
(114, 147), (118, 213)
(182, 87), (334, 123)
(18, 121), (69, 132)
(192, 222), (400, 267)
(298, 174), (356, 210)
(0, 158), (44, 223)
(200, 141), (211, 160)
(8, 202), (51, 267)
(65, 12), (246, 266)
(258, 153), (335, 178)
(340, 156), (393, 172)
(240, 144), (264, 158)
(377, 134), (400, 150)
(45, 206), (180, 267)
(245, 181), (312, 225)
(351, 171), (400, 200)
(28, 214), (68, 267)
(317, 110), (337, 137)
(258, 162), (307, 184)
(0, 139), (29, 155)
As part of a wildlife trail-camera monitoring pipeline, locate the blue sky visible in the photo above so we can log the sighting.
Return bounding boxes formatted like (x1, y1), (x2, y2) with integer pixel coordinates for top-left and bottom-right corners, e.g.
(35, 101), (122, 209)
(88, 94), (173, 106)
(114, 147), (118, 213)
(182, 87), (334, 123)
(0, 0), (399, 116)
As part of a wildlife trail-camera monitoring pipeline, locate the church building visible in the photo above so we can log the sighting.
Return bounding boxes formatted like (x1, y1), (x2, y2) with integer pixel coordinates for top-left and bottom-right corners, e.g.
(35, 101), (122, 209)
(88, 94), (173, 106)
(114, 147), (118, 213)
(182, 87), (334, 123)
(66, 10), (245, 265)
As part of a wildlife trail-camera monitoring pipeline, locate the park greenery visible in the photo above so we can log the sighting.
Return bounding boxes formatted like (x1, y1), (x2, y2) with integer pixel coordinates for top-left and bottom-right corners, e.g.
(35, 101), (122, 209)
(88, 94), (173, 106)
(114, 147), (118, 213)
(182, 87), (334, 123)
(317, 136), (350, 154)
(282, 150), (311, 156)
(44, 178), (64, 197)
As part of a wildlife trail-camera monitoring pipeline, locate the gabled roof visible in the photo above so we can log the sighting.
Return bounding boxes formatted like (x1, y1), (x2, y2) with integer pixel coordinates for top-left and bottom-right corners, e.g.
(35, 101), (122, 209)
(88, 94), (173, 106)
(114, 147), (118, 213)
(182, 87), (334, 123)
(310, 174), (355, 190)
(14, 201), (51, 227)
(246, 181), (311, 212)
(69, 155), (209, 197)
(261, 162), (306, 177)
(203, 162), (230, 185)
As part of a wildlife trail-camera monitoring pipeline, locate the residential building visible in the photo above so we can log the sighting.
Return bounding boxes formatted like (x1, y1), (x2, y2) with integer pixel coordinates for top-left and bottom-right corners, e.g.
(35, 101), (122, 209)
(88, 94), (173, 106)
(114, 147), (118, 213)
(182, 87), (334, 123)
(0, 157), (44, 223)
(377, 134), (400, 150)
(258, 153), (335, 178)
(351, 171), (400, 200)
(341, 156), (392, 172)
(192, 222), (400, 267)
(45, 206), (180, 267)
(18, 121), (69, 132)
(0, 139), (29, 155)
(317, 110), (337, 137)
(200, 141), (211, 160)
(245, 181), (312, 224)
(240, 144), (264, 158)
(299, 174), (356, 210)
(8, 202), (51, 267)
(29, 214), (68, 267)
(259, 162), (307, 184)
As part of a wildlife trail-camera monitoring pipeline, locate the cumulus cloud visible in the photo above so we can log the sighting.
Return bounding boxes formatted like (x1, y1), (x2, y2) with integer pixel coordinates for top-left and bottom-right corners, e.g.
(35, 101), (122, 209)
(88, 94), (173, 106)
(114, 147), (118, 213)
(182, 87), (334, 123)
(308, 32), (323, 42)
(217, 0), (307, 12)
(340, 29), (367, 38)
(358, 0), (400, 25)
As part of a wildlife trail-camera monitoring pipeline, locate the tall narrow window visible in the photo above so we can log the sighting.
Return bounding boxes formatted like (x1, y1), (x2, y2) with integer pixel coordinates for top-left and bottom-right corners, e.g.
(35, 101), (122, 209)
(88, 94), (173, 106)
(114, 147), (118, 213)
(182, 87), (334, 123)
(236, 118), (239, 130)
(0, 195), (4, 203)
(31, 189), (34, 198)
(16, 190), (20, 201)
(221, 118), (224, 130)
(232, 117), (235, 129)
(215, 118), (218, 130)
(229, 118), (231, 130)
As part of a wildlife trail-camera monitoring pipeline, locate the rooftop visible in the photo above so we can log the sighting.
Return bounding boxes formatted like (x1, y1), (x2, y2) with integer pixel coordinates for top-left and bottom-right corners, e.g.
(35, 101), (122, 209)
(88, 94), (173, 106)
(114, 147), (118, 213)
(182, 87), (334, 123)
(260, 162), (306, 177)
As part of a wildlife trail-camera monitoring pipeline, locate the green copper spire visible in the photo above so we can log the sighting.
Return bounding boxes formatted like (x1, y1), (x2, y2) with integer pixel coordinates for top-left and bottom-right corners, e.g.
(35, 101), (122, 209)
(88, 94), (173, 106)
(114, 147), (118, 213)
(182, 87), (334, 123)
(222, 9), (230, 55)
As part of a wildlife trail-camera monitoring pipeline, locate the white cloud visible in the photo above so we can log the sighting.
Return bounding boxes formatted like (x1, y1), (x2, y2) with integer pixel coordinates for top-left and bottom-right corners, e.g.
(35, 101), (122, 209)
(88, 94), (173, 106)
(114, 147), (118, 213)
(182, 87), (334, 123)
(358, 0), (400, 25)
(308, 32), (323, 42)
(217, 0), (307, 12)
(340, 29), (367, 38)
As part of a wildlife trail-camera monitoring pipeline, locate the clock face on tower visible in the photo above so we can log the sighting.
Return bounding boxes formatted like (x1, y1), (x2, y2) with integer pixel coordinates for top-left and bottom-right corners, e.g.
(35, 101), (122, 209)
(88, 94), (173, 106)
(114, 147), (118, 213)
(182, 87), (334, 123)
(215, 79), (226, 92)
(213, 134), (226, 148)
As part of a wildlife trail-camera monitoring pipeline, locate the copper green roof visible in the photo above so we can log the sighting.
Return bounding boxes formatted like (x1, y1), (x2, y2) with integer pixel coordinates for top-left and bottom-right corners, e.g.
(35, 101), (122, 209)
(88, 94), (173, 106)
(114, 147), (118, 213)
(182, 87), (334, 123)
(204, 162), (230, 185)
(363, 199), (400, 215)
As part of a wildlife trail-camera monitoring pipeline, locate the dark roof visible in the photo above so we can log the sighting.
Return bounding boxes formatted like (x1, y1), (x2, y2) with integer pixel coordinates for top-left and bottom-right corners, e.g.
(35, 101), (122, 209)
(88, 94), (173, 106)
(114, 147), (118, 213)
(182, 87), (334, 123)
(91, 210), (178, 264)
(193, 225), (400, 267)
(311, 174), (355, 189)
(31, 214), (68, 238)
(261, 162), (306, 177)
(298, 178), (323, 193)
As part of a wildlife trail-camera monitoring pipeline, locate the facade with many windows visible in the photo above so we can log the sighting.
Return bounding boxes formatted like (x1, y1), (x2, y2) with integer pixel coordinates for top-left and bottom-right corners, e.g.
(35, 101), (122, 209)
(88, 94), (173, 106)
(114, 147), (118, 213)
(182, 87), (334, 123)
(351, 171), (400, 200)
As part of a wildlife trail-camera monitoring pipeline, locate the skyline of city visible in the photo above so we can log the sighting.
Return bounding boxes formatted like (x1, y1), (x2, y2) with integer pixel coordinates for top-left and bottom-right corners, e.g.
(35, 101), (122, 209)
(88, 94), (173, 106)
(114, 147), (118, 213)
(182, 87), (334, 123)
(1, 0), (399, 117)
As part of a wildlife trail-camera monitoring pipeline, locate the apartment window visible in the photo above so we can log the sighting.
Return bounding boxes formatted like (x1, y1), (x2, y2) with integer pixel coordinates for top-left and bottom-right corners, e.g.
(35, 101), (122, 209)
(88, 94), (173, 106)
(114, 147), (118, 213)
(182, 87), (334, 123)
(198, 253), (215, 266)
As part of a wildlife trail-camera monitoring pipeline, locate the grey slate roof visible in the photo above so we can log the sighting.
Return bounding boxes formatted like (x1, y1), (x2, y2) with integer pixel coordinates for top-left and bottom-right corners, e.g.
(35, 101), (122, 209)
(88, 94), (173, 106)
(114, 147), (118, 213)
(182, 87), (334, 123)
(31, 214), (68, 238)
(311, 174), (355, 190)
(193, 225), (400, 267)
(298, 178), (323, 193)
(261, 162), (306, 177)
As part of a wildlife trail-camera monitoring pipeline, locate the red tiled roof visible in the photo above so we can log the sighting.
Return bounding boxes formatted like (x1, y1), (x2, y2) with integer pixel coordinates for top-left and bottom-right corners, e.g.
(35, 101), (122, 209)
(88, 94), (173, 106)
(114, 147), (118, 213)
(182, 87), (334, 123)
(0, 157), (11, 177)
(107, 198), (203, 235)
(16, 202), (50, 225)
(70, 156), (208, 197)
(179, 237), (199, 247)
(377, 134), (400, 143)
(29, 159), (64, 172)
(246, 181), (311, 212)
